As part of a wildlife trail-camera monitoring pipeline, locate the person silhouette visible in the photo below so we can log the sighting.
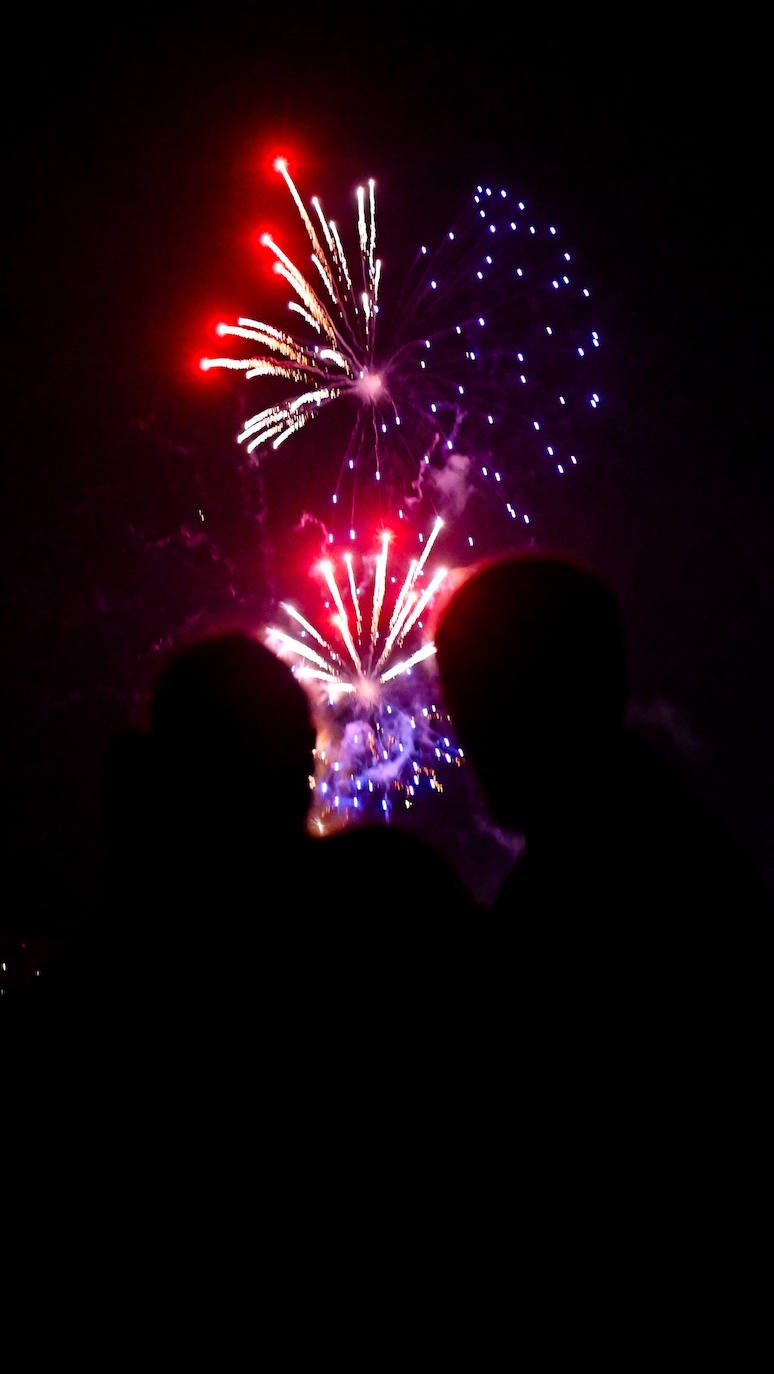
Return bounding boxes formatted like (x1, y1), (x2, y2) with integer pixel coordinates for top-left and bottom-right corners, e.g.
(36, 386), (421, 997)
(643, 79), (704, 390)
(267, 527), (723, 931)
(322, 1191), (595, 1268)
(430, 548), (772, 1339)
(3, 628), (323, 1045)
(6, 624), (474, 1046)
(430, 547), (772, 1104)
(5, 622), (479, 1269)
(431, 549), (772, 926)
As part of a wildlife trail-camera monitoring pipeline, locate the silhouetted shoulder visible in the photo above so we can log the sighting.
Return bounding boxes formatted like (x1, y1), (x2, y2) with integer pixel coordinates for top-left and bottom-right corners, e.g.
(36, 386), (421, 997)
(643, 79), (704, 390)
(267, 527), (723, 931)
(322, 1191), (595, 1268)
(313, 823), (477, 913)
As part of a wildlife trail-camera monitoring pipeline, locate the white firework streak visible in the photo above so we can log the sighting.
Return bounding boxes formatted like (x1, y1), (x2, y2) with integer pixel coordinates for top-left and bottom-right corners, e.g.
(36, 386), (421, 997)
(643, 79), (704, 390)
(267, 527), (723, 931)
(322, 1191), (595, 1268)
(265, 516), (445, 703)
(200, 157), (606, 547)
(201, 156), (382, 460)
(263, 517), (464, 827)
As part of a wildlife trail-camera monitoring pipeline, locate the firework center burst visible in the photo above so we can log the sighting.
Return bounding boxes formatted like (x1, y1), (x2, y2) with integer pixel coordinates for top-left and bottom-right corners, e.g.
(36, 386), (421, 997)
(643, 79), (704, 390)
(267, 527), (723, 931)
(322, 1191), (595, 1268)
(355, 369), (384, 403)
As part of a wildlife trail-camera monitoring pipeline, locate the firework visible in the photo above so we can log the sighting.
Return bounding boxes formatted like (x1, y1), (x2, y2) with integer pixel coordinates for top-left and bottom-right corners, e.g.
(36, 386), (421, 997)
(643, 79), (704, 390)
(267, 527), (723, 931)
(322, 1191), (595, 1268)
(201, 156), (605, 554)
(264, 517), (464, 829)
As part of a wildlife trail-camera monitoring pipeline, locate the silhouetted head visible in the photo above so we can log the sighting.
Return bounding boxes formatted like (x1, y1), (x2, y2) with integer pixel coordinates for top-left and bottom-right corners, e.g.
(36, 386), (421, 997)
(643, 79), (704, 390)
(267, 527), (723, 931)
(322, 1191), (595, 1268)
(431, 552), (628, 836)
(149, 629), (317, 843)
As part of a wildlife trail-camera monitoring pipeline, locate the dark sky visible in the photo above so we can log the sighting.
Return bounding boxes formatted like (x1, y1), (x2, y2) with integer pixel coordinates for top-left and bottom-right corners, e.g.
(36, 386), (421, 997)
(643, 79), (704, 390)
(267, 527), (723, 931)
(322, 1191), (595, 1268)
(3, 14), (771, 915)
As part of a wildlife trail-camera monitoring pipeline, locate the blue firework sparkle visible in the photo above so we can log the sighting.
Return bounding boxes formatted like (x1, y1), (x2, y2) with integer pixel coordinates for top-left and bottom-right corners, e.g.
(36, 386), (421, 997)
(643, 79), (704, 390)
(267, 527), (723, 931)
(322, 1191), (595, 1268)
(201, 157), (604, 557)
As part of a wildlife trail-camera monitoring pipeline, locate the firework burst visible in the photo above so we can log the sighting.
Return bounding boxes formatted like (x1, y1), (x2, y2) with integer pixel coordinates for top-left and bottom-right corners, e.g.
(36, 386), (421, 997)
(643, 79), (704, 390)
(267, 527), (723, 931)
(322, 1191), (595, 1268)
(200, 155), (605, 554)
(264, 517), (463, 829)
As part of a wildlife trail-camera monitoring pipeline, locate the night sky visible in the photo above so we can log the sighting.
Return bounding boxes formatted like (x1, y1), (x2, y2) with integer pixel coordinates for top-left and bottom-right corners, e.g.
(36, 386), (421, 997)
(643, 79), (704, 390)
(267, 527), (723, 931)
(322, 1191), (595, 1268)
(3, 15), (771, 927)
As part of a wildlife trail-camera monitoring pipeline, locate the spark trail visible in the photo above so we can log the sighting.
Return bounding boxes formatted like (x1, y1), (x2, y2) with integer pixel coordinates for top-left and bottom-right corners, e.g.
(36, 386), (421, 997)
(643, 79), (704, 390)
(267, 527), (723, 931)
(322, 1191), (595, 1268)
(200, 156), (605, 554)
(264, 517), (463, 829)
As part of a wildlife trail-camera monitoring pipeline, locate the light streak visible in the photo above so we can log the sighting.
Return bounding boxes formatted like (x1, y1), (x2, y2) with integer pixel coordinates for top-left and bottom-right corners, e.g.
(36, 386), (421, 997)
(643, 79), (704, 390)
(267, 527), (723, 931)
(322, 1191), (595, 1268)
(200, 156), (606, 549)
(264, 518), (463, 827)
